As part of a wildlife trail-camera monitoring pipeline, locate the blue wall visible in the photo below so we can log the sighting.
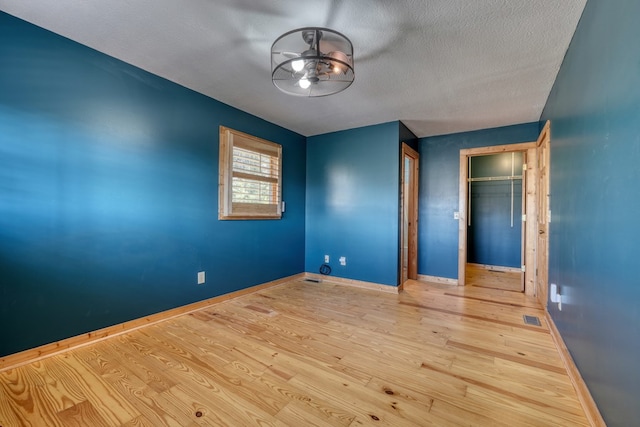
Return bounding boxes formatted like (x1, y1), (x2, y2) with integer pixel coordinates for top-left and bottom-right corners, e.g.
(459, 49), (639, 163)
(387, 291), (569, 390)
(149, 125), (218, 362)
(418, 123), (539, 279)
(541, 0), (640, 424)
(306, 122), (400, 286)
(0, 12), (306, 357)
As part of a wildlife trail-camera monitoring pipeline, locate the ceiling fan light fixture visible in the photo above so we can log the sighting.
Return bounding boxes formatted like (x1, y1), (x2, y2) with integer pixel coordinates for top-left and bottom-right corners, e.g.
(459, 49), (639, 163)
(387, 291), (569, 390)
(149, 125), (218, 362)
(328, 51), (350, 74)
(271, 27), (354, 97)
(291, 59), (305, 72)
(299, 77), (311, 89)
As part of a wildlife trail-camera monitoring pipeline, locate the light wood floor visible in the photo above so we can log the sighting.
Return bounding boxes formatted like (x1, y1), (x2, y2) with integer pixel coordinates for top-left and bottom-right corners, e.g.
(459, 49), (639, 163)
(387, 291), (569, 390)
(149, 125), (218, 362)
(466, 263), (523, 292)
(0, 278), (589, 426)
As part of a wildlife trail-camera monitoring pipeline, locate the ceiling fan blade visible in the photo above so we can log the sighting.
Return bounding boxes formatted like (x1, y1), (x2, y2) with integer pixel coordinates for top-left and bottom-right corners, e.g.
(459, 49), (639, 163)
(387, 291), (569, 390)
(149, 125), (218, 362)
(272, 51), (301, 58)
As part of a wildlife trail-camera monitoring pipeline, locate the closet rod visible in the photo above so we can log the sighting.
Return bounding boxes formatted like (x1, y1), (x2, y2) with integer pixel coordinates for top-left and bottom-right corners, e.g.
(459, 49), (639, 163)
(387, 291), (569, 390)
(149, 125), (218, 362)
(468, 175), (522, 183)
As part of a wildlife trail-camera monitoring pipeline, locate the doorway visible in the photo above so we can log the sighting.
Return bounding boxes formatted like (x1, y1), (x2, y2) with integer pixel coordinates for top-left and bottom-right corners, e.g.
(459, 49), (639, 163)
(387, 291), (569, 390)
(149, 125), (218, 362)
(458, 142), (538, 295)
(400, 143), (419, 285)
(466, 152), (524, 292)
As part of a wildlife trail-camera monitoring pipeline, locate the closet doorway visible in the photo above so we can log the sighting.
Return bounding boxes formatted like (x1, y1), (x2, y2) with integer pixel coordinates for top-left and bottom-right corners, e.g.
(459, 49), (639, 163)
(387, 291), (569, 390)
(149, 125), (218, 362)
(458, 142), (538, 295)
(466, 152), (524, 291)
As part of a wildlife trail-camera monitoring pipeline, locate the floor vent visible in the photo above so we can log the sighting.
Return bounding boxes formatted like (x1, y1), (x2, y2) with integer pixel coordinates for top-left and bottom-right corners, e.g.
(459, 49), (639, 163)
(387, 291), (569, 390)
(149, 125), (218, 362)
(304, 278), (322, 283)
(523, 315), (541, 326)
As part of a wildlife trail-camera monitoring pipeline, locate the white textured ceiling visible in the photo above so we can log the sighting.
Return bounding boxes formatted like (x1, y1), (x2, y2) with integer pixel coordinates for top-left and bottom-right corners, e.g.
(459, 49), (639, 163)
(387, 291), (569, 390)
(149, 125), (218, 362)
(0, 0), (586, 138)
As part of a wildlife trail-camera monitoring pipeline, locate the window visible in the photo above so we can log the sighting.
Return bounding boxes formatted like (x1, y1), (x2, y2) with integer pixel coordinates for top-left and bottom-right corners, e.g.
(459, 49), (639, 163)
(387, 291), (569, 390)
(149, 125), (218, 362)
(218, 126), (282, 219)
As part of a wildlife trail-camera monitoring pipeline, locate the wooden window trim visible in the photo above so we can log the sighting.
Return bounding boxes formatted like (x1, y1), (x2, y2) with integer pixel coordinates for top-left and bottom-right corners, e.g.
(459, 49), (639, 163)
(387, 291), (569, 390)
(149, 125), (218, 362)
(219, 126), (282, 220)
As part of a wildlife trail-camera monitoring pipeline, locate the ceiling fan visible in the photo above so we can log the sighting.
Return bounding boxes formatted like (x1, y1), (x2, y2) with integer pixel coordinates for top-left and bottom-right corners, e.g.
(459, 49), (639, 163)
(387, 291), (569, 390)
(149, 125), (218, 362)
(271, 27), (354, 97)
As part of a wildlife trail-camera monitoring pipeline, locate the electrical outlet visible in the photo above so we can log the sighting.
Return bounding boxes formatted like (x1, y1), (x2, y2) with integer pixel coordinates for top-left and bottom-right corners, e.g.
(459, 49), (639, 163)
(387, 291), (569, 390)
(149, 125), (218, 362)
(324, 255), (330, 263)
(550, 283), (562, 310)
(339, 256), (346, 266)
(197, 271), (205, 285)
(550, 283), (558, 302)
(454, 211), (460, 220)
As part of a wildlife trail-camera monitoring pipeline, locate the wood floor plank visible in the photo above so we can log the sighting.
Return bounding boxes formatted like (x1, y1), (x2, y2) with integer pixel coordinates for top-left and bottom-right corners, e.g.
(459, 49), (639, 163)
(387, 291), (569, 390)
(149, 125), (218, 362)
(446, 349), (581, 408)
(120, 415), (159, 427)
(143, 335), (290, 418)
(55, 400), (111, 427)
(165, 382), (287, 427)
(86, 353), (191, 426)
(99, 342), (177, 394)
(0, 364), (69, 426)
(0, 380), (27, 427)
(0, 278), (591, 426)
(465, 384), (590, 426)
(276, 400), (350, 427)
(429, 397), (514, 427)
(288, 371), (423, 427)
(358, 360), (467, 405)
(466, 263), (523, 292)
(59, 353), (140, 425)
(446, 339), (566, 374)
(402, 300), (548, 333)
(365, 376), (434, 414)
(442, 355), (588, 421)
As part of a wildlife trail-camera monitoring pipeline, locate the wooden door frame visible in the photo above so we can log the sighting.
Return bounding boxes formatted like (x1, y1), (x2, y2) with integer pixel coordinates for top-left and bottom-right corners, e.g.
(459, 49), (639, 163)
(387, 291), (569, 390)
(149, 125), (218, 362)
(536, 121), (551, 304)
(400, 143), (420, 284)
(458, 142), (538, 295)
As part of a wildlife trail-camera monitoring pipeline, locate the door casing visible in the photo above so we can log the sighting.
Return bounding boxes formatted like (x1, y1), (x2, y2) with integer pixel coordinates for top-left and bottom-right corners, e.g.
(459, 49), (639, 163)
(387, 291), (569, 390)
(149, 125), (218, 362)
(400, 143), (420, 285)
(458, 142), (538, 295)
(535, 121), (551, 304)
